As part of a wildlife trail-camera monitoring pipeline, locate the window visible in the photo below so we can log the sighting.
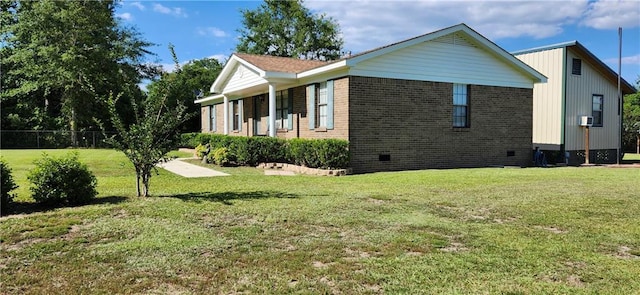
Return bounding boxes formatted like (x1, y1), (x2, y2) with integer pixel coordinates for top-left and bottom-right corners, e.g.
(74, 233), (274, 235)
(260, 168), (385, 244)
(316, 82), (328, 128)
(453, 84), (469, 128)
(209, 105), (216, 132)
(572, 58), (582, 75)
(275, 90), (289, 129)
(307, 80), (333, 130)
(232, 100), (242, 131)
(592, 94), (603, 127)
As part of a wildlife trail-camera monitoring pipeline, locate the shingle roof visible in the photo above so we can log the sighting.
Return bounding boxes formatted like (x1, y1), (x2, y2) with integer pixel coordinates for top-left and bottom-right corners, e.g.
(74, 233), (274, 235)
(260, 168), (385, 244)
(234, 53), (331, 73)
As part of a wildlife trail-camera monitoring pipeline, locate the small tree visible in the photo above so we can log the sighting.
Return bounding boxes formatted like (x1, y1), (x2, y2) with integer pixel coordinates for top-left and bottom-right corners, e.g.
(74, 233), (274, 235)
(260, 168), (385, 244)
(105, 45), (192, 197)
(1, 158), (18, 216)
(623, 78), (640, 153)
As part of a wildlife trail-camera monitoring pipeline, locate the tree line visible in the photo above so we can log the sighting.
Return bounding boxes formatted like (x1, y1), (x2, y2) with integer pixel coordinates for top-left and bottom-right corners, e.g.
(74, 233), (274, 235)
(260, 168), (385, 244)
(1, 0), (342, 139)
(0, 0), (343, 196)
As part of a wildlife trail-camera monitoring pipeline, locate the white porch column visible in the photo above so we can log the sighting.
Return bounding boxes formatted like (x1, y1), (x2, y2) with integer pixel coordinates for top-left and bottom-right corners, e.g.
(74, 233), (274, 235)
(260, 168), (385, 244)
(223, 95), (229, 135)
(268, 82), (276, 137)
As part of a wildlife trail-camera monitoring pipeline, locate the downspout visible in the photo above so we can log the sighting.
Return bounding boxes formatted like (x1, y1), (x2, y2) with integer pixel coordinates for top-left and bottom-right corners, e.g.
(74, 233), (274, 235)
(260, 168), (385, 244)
(561, 47), (568, 163)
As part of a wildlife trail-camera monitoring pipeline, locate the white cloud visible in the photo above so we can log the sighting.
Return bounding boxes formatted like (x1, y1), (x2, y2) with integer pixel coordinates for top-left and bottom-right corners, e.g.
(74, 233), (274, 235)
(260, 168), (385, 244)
(606, 54), (640, 65)
(306, 0), (590, 52)
(581, 0), (640, 29)
(153, 3), (188, 18)
(116, 12), (133, 21)
(198, 27), (228, 38)
(130, 2), (145, 11)
(622, 54), (640, 65)
(208, 54), (228, 62)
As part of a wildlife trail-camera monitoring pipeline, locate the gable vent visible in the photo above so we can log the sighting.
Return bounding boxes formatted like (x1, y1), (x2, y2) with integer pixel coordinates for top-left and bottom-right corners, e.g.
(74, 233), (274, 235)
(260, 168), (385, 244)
(572, 58), (582, 75)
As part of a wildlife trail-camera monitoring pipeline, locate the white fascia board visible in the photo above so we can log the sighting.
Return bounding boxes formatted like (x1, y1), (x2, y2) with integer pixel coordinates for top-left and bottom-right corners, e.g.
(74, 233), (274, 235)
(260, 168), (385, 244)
(297, 60), (348, 78)
(211, 55), (267, 93)
(457, 26), (547, 83)
(211, 57), (237, 93)
(262, 71), (296, 80)
(195, 94), (224, 105)
(343, 23), (547, 84)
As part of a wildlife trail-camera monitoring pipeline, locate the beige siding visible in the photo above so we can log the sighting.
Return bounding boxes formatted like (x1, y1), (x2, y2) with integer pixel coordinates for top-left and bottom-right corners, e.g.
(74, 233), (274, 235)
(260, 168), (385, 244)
(515, 48), (564, 148)
(350, 33), (534, 89)
(564, 49), (620, 151)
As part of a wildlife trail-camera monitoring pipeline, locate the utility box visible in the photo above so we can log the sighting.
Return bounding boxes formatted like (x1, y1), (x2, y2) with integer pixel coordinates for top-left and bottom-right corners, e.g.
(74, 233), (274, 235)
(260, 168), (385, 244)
(579, 115), (593, 127)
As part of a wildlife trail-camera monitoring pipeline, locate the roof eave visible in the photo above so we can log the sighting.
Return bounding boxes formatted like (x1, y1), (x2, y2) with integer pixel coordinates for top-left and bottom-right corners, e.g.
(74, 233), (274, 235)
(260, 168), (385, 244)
(297, 60), (348, 78)
(195, 94), (224, 104)
(210, 54), (267, 93)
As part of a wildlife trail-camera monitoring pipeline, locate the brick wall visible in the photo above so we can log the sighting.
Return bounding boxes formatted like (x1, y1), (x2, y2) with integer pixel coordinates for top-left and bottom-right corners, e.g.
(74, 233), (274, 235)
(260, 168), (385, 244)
(348, 76), (533, 173)
(200, 106), (207, 133)
(222, 78), (350, 140)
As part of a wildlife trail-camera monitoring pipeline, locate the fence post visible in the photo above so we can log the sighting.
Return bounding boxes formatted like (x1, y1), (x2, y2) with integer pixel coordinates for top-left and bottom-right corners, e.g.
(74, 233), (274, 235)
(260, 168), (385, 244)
(36, 130), (40, 148)
(92, 131), (96, 148)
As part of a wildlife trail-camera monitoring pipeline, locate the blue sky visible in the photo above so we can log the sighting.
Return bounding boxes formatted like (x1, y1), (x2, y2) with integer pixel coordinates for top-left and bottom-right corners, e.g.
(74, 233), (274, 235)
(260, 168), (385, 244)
(115, 0), (640, 85)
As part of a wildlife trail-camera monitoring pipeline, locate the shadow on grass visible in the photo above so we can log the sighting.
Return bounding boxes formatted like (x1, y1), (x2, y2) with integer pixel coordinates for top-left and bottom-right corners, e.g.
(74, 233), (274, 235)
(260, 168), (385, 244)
(164, 190), (298, 205)
(5, 196), (128, 216)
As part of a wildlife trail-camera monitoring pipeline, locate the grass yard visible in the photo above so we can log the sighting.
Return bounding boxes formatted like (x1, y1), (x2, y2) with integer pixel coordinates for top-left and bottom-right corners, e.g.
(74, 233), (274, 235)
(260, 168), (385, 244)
(623, 153), (640, 161)
(1, 149), (639, 294)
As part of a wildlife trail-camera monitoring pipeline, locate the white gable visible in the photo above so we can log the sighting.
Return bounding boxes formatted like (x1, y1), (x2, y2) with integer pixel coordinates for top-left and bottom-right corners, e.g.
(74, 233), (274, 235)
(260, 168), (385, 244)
(348, 32), (534, 89)
(219, 63), (266, 94)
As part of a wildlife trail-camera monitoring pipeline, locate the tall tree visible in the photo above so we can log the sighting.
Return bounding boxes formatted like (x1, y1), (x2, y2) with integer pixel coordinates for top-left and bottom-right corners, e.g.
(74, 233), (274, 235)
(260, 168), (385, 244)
(236, 0), (343, 61)
(623, 77), (640, 154)
(1, 0), (153, 145)
(105, 46), (192, 197)
(146, 57), (224, 132)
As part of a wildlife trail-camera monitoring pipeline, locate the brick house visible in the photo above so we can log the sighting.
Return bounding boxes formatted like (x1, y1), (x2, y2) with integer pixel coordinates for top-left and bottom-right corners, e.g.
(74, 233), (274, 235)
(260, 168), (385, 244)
(513, 41), (636, 164)
(196, 24), (546, 173)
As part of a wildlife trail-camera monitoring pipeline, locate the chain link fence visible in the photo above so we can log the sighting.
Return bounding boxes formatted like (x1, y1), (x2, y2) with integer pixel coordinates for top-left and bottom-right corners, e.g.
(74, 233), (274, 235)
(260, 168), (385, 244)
(0, 130), (116, 149)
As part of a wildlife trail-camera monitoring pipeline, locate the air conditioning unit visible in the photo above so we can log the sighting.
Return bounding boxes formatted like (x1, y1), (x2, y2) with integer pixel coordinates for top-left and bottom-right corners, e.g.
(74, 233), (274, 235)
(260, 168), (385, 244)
(579, 115), (593, 127)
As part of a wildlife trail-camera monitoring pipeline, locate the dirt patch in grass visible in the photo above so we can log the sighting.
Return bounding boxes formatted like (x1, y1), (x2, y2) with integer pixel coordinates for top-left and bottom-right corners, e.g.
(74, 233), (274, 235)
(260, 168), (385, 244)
(566, 275), (586, 288)
(615, 246), (640, 259)
(367, 197), (385, 205)
(439, 242), (468, 253)
(312, 261), (334, 269)
(319, 276), (340, 294)
(534, 226), (567, 234)
(493, 216), (519, 224)
(2, 237), (47, 251)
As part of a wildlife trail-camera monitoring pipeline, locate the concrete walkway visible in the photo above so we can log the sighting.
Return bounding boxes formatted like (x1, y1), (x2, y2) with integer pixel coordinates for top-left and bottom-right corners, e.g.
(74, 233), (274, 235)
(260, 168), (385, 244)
(158, 159), (229, 177)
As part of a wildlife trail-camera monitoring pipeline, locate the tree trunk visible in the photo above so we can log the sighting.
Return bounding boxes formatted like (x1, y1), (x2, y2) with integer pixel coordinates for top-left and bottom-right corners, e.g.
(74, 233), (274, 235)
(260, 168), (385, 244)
(136, 172), (141, 197)
(142, 172), (150, 197)
(71, 108), (78, 147)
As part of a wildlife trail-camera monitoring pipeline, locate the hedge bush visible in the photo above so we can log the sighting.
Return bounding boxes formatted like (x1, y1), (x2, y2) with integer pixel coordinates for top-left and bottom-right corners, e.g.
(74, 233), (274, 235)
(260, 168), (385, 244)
(1, 158), (18, 215)
(27, 152), (98, 206)
(211, 147), (232, 166)
(183, 133), (350, 169)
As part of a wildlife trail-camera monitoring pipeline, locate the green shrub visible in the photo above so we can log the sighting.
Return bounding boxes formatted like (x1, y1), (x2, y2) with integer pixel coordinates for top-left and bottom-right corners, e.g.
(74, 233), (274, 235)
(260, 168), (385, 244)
(1, 158), (18, 215)
(317, 139), (350, 169)
(182, 133), (350, 169)
(211, 147), (232, 166)
(28, 152), (98, 206)
(195, 143), (209, 158)
(229, 137), (249, 165)
(247, 137), (287, 166)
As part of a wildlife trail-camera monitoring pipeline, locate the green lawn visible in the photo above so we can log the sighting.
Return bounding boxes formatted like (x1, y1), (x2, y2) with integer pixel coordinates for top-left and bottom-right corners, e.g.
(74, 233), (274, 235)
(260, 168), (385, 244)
(623, 153), (640, 161)
(1, 149), (639, 294)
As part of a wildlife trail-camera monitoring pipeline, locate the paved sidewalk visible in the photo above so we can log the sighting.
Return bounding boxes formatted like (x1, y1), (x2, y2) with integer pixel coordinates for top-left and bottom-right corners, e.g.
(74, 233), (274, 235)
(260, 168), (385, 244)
(158, 159), (229, 178)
